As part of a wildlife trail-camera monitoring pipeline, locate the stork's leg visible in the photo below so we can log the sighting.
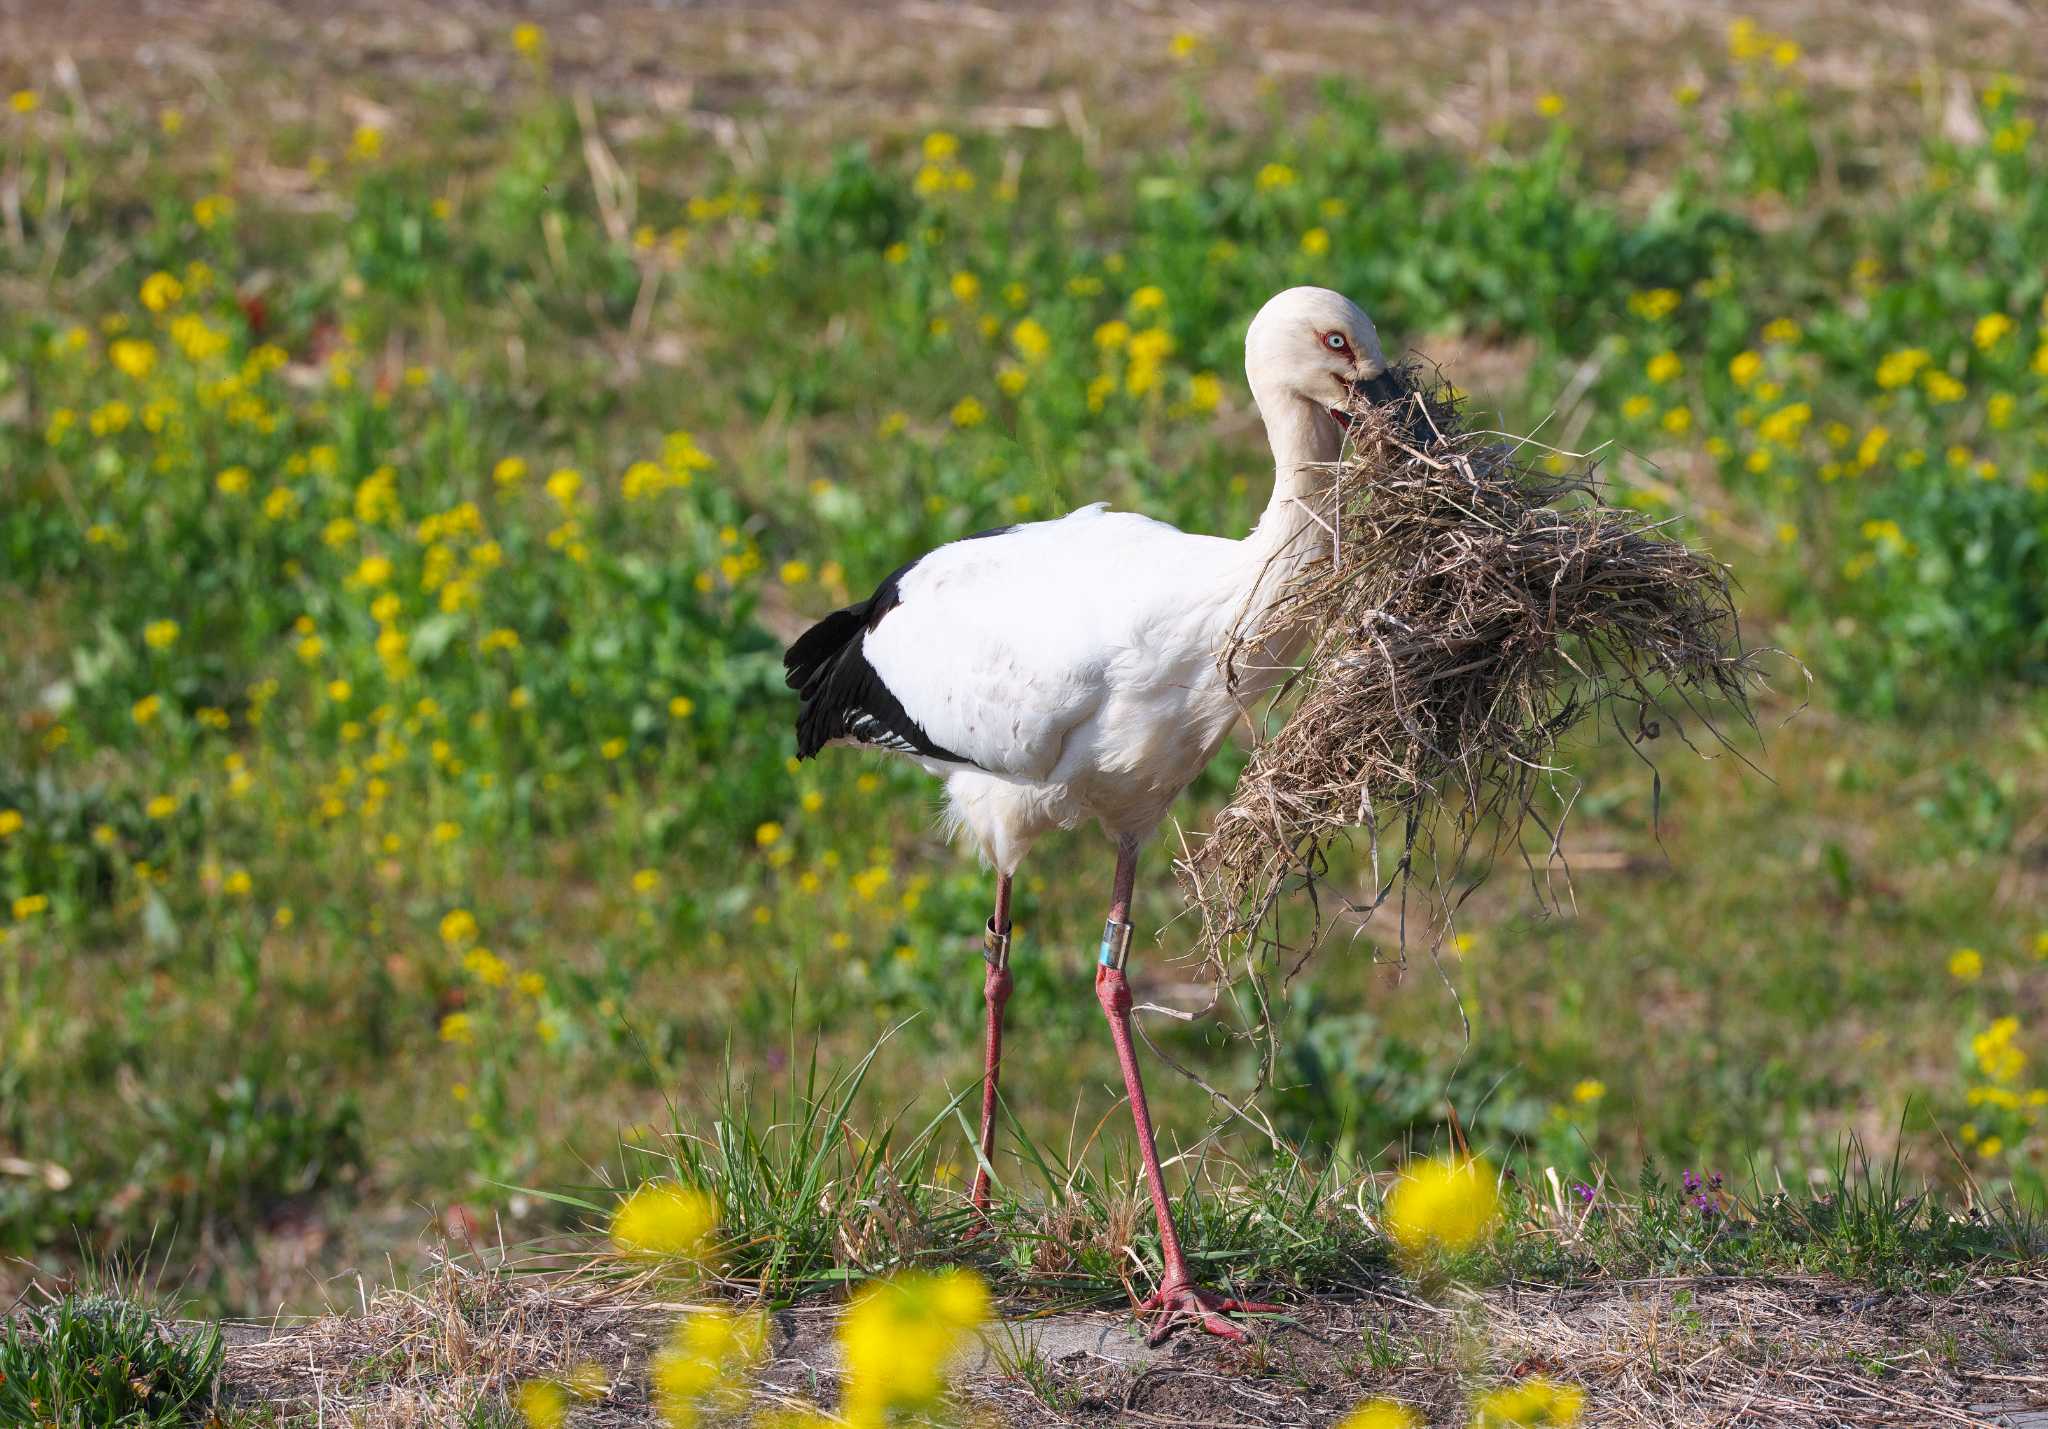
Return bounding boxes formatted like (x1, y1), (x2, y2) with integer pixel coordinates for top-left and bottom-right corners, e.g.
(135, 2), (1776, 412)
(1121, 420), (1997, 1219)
(1093, 837), (1278, 1344)
(968, 872), (1013, 1215)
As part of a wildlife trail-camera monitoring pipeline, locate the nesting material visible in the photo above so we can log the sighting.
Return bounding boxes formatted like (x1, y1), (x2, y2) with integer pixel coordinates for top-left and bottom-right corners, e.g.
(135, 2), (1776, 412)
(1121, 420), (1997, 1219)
(1179, 364), (1761, 975)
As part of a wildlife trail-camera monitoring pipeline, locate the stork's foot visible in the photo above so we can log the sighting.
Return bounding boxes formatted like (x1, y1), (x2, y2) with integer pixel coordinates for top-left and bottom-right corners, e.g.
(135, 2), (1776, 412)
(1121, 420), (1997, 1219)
(1138, 1279), (1280, 1344)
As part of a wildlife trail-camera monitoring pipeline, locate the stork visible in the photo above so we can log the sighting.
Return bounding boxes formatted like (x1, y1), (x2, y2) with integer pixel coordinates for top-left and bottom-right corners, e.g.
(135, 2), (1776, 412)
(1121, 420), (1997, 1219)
(784, 286), (1399, 1341)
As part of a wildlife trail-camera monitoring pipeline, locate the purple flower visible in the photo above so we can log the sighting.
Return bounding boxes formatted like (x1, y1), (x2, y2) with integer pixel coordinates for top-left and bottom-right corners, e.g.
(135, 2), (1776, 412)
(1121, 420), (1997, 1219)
(1571, 1182), (1596, 1204)
(1692, 1194), (1717, 1216)
(1682, 1169), (1703, 1194)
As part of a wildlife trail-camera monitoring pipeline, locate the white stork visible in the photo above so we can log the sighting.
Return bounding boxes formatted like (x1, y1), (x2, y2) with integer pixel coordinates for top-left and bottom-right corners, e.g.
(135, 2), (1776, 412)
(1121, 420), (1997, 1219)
(785, 286), (1399, 1341)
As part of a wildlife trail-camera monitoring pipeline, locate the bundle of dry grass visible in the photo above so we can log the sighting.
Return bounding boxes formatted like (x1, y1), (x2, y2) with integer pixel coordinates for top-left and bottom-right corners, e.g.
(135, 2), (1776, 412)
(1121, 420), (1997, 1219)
(1178, 365), (1762, 983)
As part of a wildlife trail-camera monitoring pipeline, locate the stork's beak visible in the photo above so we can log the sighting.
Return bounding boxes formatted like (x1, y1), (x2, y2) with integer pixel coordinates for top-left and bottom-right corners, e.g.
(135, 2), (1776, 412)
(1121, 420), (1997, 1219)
(1329, 367), (1404, 429)
(1355, 368), (1403, 405)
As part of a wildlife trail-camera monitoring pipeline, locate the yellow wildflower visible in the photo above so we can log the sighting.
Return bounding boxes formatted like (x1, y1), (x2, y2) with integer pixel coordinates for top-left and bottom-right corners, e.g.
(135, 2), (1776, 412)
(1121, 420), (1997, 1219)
(140, 271), (184, 313)
(12, 894), (49, 921)
(132, 693), (163, 726)
(1645, 351), (1682, 384)
(143, 619), (181, 650)
(9, 90), (38, 114)
(1255, 162), (1296, 191)
(651, 1309), (766, 1426)
(611, 1181), (718, 1261)
(145, 795), (177, 820)
(950, 395), (985, 428)
(1536, 93), (1565, 118)
(1301, 226), (1331, 256)
(1383, 1155), (1499, 1260)
(1470, 1377), (1586, 1425)
(1974, 313), (2014, 350)
(1948, 947), (1983, 982)
(110, 339), (157, 380)
(755, 821), (784, 848)
(511, 21), (546, 56)
(438, 1012), (474, 1046)
(1572, 1079), (1607, 1104)
(1336, 1402), (1422, 1429)
(949, 270), (980, 303)
(839, 1269), (989, 1425)
(1728, 350), (1762, 387)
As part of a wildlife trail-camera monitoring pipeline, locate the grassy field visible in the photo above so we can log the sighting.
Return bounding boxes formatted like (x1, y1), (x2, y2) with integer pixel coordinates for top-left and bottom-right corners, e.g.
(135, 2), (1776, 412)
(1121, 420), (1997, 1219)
(2, 0), (2046, 1359)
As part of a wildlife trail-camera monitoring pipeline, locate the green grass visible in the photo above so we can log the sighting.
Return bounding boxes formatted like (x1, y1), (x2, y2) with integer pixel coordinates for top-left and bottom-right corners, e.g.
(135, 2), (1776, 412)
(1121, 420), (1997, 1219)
(0, 4), (2044, 1315)
(0, 1295), (222, 1427)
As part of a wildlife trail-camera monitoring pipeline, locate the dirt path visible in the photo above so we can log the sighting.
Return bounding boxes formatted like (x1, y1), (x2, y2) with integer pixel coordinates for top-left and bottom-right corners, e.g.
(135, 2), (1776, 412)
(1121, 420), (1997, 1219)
(213, 1268), (2048, 1426)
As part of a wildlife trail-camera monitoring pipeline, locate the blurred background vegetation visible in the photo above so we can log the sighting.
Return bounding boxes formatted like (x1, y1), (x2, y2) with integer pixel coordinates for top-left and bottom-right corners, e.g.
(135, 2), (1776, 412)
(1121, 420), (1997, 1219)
(0, 0), (2043, 1316)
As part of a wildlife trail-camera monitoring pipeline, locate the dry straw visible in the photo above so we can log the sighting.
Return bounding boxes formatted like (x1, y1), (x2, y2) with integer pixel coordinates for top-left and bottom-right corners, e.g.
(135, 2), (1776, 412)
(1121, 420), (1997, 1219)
(1176, 364), (1764, 1006)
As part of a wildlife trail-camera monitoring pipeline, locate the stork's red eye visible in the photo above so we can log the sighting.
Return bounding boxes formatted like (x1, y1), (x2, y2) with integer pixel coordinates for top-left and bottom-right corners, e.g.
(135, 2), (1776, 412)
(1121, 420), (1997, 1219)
(1324, 332), (1348, 351)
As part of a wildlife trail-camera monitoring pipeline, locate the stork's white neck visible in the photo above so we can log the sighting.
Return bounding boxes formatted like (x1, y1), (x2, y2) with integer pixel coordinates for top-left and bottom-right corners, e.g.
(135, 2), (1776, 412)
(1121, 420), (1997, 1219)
(1208, 390), (1346, 695)
(1246, 393), (1344, 560)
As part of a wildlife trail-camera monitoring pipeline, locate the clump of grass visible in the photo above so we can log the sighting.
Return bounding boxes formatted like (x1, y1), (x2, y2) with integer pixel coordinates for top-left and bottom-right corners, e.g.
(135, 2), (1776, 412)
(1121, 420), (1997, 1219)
(1183, 367), (1763, 979)
(0, 1294), (223, 1427)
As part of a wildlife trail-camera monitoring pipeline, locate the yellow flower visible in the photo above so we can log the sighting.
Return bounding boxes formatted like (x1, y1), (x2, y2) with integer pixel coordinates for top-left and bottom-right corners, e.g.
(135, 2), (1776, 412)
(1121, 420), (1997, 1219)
(631, 868), (661, 896)
(1572, 1079), (1606, 1104)
(143, 619), (181, 650)
(1979, 1136), (2005, 1158)
(545, 467), (582, 511)
(1972, 1017), (2028, 1083)
(1627, 288), (1681, 320)
(1645, 351), (1682, 384)
(1093, 318), (1131, 351)
(949, 270), (980, 303)
(194, 193), (233, 229)
(1948, 947), (1983, 983)
(1921, 370), (1966, 404)
(950, 395), (985, 429)
(1168, 31), (1201, 60)
(132, 693), (163, 726)
(1621, 394), (1653, 420)
(12, 894), (49, 921)
(611, 1180), (719, 1261)
(515, 1380), (566, 1429)
(9, 90), (39, 115)
(326, 679), (352, 703)
(349, 124), (384, 162)
(224, 870), (253, 897)
(651, 1308), (767, 1425)
(1255, 162), (1296, 192)
(1761, 317), (1801, 345)
(883, 241), (908, 265)
(669, 695), (696, 719)
(511, 21), (546, 56)
(1300, 226), (1331, 256)
(1130, 284), (1167, 313)
(140, 271), (184, 313)
(0, 810), (21, 838)
(493, 456), (528, 488)
(1673, 83), (1703, 108)
(1535, 93), (1565, 118)
(1189, 372), (1223, 413)
(1661, 406), (1693, 434)
(1383, 1155), (1499, 1260)
(1875, 347), (1930, 389)
(439, 908), (479, 948)
(1973, 313), (2015, 350)
(780, 560), (811, 586)
(110, 339), (157, 380)
(145, 795), (177, 820)
(755, 821), (784, 848)
(839, 1269), (989, 1424)
(922, 131), (959, 163)
(1469, 1377), (1586, 1425)
(1728, 350), (1762, 387)
(439, 1012), (474, 1046)
(517, 971), (546, 998)
(1336, 1401), (1422, 1429)
(601, 736), (627, 760)
(432, 820), (461, 845)
(1010, 317), (1051, 363)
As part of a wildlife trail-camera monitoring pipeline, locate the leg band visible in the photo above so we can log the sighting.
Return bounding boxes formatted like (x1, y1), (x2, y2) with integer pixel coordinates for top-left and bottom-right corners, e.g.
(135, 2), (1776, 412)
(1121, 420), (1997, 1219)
(982, 917), (1011, 971)
(1098, 917), (1133, 970)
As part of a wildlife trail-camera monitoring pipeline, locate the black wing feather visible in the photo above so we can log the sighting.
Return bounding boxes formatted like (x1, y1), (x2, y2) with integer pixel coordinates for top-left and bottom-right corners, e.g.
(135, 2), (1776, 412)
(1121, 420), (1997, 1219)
(783, 527), (1016, 764)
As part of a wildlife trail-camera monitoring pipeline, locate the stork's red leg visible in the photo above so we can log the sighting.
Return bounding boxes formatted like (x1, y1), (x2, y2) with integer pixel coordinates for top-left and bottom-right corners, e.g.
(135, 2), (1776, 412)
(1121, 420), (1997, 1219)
(969, 873), (1013, 1216)
(1093, 838), (1278, 1344)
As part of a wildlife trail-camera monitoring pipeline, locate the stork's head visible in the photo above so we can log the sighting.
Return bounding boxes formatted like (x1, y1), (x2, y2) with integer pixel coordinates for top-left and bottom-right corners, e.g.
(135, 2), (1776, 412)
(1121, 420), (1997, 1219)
(1244, 286), (1397, 436)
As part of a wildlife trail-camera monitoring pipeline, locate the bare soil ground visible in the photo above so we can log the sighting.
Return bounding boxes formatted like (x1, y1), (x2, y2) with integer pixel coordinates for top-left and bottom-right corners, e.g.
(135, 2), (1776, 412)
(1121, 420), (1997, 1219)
(214, 1262), (2048, 1426)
